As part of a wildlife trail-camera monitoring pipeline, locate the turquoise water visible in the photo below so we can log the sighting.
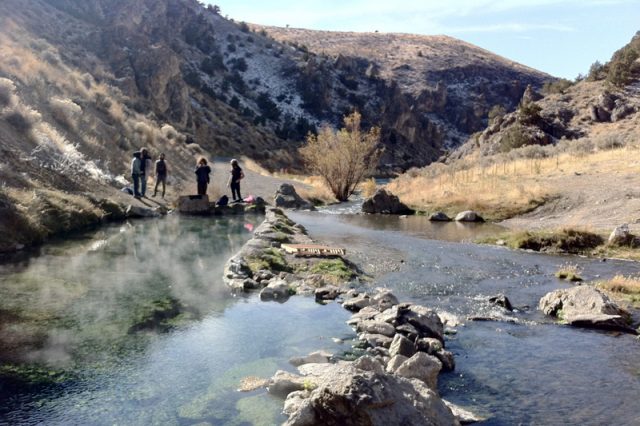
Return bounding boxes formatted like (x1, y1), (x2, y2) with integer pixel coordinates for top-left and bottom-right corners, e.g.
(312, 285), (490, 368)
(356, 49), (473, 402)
(0, 216), (353, 425)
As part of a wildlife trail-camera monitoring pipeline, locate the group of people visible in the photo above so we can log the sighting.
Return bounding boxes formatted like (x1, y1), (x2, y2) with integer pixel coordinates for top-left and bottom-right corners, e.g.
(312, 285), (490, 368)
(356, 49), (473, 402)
(194, 157), (245, 201)
(130, 148), (167, 198)
(130, 148), (245, 202)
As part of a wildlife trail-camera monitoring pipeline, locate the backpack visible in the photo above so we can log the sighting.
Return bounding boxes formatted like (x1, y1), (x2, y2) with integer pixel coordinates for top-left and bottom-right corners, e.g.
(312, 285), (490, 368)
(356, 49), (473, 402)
(217, 195), (229, 206)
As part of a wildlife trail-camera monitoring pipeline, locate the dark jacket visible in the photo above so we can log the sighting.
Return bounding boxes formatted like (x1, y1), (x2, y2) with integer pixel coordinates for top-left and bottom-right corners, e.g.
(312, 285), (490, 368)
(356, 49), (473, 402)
(155, 159), (167, 176)
(195, 165), (211, 183)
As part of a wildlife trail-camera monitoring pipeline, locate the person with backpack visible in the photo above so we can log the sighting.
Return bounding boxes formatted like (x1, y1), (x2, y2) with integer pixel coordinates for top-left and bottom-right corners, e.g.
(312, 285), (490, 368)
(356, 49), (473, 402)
(153, 153), (168, 198)
(195, 157), (211, 195)
(130, 151), (142, 198)
(139, 147), (152, 197)
(227, 158), (245, 202)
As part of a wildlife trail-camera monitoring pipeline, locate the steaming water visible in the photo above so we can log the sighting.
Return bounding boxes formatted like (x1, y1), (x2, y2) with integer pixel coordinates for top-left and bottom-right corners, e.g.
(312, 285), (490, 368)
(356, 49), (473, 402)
(2, 211), (640, 425)
(0, 216), (353, 425)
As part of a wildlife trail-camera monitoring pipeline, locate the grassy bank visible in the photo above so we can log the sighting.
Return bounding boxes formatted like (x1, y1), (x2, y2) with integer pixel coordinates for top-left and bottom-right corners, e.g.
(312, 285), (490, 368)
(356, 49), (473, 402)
(477, 227), (640, 261)
(387, 141), (640, 221)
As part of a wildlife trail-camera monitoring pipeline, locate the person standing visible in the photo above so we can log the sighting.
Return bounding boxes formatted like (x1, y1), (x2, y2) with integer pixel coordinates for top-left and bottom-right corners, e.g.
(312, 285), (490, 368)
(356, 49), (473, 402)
(153, 153), (168, 198)
(195, 158), (211, 196)
(130, 151), (142, 198)
(227, 158), (245, 202)
(139, 147), (152, 197)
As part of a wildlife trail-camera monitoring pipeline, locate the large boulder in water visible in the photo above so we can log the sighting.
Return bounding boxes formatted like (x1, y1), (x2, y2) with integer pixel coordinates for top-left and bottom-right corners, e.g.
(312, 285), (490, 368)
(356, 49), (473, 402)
(454, 210), (484, 222)
(539, 286), (633, 333)
(274, 183), (315, 210)
(282, 362), (458, 426)
(362, 189), (413, 215)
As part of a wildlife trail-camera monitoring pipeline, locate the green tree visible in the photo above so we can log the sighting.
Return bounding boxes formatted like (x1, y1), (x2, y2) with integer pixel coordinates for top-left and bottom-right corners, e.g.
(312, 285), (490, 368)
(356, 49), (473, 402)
(300, 112), (382, 201)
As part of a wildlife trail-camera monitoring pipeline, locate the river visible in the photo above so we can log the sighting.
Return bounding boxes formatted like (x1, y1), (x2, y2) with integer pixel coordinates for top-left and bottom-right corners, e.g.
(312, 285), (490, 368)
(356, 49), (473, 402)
(1, 210), (639, 425)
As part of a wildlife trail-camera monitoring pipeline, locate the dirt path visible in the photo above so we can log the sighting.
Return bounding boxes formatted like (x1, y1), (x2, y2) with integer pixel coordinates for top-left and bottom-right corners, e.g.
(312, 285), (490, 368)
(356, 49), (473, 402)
(203, 158), (310, 203)
(501, 160), (640, 234)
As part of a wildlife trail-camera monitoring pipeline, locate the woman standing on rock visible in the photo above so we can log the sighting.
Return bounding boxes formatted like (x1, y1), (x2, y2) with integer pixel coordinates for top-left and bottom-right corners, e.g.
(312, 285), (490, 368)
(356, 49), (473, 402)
(195, 157), (211, 196)
(227, 158), (245, 202)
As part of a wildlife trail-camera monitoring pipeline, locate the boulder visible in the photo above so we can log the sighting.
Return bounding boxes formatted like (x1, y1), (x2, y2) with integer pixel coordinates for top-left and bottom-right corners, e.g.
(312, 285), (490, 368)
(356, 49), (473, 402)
(539, 286), (633, 332)
(357, 320), (397, 337)
(360, 333), (393, 349)
(268, 370), (307, 398)
(274, 183), (315, 210)
(315, 285), (342, 301)
(342, 295), (372, 312)
(290, 351), (332, 367)
(488, 294), (513, 311)
(395, 352), (443, 390)
(397, 304), (445, 343)
(429, 212), (452, 222)
(434, 350), (455, 372)
(608, 224), (634, 246)
(454, 211), (485, 222)
(386, 354), (409, 373)
(353, 355), (385, 374)
(282, 363), (457, 426)
(177, 194), (211, 215)
(416, 337), (443, 354)
(389, 334), (416, 358)
(371, 288), (399, 311)
(259, 280), (291, 301)
(362, 189), (414, 215)
(125, 205), (162, 218)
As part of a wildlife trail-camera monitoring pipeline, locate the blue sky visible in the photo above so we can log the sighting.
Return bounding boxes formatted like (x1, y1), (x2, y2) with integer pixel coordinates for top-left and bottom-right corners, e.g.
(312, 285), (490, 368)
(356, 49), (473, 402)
(206, 0), (640, 79)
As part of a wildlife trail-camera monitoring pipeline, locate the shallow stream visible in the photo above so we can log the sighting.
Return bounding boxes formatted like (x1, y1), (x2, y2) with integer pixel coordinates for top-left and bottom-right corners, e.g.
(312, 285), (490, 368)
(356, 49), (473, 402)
(1, 210), (639, 425)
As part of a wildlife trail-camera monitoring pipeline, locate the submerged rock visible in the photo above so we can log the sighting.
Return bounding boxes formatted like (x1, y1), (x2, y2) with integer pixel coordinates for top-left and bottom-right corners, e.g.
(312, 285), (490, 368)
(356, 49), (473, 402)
(429, 212), (452, 222)
(125, 204), (162, 218)
(362, 189), (414, 215)
(454, 211), (485, 222)
(539, 286), (634, 333)
(488, 294), (513, 311)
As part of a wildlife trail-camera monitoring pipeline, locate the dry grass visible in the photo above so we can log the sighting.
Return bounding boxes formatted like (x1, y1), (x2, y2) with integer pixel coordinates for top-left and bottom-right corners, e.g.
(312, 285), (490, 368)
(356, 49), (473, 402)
(596, 275), (640, 294)
(359, 177), (377, 198)
(389, 143), (640, 220)
(243, 157), (338, 205)
(555, 264), (583, 282)
(596, 275), (640, 307)
(50, 97), (82, 130)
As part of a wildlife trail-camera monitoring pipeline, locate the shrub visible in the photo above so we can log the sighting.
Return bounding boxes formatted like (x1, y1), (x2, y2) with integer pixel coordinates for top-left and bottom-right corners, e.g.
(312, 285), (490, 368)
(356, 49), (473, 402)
(50, 98), (82, 129)
(499, 124), (534, 152)
(542, 79), (574, 95)
(595, 134), (625, 151)
(0, 78), (16, 109)
(300, 111), (382, 201)
(238, 21), (250, 33)
(256, 92), (280, 122)
(587, 61), (605, 81)
(517, 101), (542, 126)
(606, 46), (639, 87)
(4, 105), (41, 133)
(488, 104), (506, 124)
(133, 121), (154, 145)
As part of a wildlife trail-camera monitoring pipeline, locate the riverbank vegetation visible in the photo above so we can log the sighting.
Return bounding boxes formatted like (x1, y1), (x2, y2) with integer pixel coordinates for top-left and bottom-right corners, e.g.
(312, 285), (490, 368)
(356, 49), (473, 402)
(596, 275), (640, 305)
(300, 111), (382, 202)
(478, 228), (604, 254)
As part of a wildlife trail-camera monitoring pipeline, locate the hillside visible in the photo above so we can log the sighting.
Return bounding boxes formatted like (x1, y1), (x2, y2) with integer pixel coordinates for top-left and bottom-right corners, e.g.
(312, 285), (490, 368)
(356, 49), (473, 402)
(388, 32), (640, 234)
(0, 0), (551, 251)
(258, 26), (551, 169)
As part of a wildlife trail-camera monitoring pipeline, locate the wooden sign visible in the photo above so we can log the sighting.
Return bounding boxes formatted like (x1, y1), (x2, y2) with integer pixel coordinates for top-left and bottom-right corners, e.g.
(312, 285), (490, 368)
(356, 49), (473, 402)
(281, 244), (346, 257)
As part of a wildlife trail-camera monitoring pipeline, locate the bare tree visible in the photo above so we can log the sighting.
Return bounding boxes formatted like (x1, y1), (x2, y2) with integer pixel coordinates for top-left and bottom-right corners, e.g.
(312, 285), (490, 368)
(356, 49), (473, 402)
(300, 111), (382, 201)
